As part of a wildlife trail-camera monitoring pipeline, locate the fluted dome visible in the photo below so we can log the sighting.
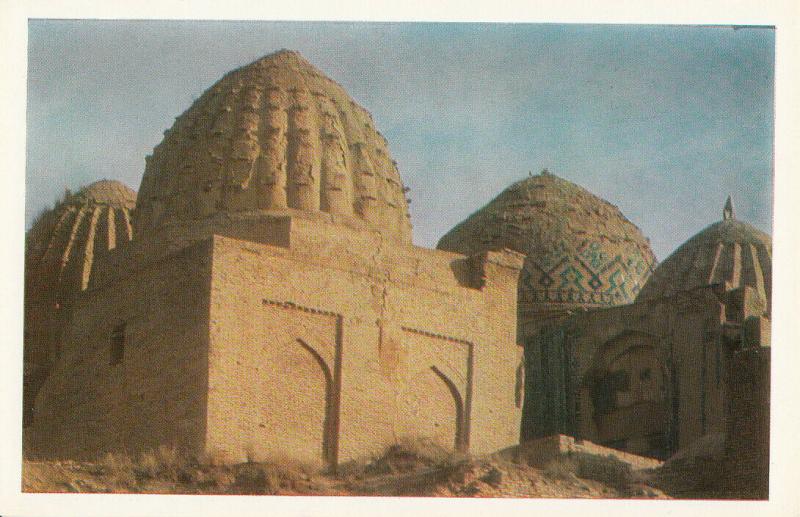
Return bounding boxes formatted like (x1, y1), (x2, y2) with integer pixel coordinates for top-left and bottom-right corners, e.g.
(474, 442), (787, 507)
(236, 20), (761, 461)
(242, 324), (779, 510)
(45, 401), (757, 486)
(69, 179), (137, 208)
(24, 180), (137, 424)
(134, 49), (412, 242)
(25, 180), (137, 296)
(637, 198), (771, 312)
(437, 171), (656, 336)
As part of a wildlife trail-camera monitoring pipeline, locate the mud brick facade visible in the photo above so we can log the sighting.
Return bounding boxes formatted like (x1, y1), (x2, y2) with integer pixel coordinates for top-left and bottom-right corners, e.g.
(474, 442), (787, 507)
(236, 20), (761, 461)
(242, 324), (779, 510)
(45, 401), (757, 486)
(24, 50), (771, 495)
(26, 51), (525, 466)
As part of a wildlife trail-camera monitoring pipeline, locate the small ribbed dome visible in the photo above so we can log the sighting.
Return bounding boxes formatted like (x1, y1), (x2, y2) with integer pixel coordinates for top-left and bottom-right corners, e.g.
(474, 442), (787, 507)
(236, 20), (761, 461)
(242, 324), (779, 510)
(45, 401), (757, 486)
(24, 180), (137, 424)
(26, 180), (137, 295)
(437, 171), (656, 336)
(637, 198), (771, 311)
(135, 49), (412, 242)
(71, 179), (137, 208)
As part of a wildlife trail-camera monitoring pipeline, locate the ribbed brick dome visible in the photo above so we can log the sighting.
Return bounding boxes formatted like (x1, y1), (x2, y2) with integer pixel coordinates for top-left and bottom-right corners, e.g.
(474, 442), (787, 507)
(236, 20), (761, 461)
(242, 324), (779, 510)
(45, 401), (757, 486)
(437, 171), (656, 337)
(637, 198), (771, 312)
(134, 49), (412, 242)
(25, 180), (136, 297)
(24, 180), (137, 425)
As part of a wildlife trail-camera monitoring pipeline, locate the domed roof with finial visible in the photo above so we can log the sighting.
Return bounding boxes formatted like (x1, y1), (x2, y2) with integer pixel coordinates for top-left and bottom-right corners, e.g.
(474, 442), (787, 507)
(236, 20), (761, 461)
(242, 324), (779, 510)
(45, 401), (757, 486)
(134, 49), (412, 242)
(637, 196), (772, 310)
(437, 170), (657, 324)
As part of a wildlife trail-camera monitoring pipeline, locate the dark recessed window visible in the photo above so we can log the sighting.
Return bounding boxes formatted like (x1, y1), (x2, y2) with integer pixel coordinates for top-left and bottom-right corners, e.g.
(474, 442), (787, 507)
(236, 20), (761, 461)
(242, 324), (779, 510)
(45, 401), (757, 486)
(640, 368), (652, 381)
(110, 323), (125, 366)
(612, 370), (630, 392)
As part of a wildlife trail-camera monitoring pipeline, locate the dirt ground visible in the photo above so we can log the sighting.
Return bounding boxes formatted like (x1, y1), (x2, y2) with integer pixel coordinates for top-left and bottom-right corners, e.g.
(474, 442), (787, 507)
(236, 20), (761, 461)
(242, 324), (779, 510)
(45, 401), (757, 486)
(23, 441), (677, 499)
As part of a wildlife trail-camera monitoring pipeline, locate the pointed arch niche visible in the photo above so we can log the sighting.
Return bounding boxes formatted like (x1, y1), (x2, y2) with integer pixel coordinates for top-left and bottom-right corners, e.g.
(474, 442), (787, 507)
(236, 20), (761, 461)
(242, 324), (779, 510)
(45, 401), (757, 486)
(401, 326), (473, 453)
(254, 299), (343, 466)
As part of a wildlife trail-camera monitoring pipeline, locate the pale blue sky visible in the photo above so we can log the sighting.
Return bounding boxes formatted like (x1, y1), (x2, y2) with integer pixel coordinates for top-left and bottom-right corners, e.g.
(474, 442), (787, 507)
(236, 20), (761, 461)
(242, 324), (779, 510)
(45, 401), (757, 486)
(26, 21), (774, 260)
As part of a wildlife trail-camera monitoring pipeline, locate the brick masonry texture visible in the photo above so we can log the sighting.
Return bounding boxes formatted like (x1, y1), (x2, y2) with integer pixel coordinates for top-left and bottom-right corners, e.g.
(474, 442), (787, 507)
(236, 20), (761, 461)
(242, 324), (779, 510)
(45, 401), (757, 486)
(24, 50), (770, 498)
(26, 50), (524, 467)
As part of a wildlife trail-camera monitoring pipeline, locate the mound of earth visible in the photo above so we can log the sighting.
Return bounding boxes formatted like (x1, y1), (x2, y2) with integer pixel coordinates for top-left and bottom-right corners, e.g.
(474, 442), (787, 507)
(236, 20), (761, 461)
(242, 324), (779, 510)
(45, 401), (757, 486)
(22, 438), (672, 498)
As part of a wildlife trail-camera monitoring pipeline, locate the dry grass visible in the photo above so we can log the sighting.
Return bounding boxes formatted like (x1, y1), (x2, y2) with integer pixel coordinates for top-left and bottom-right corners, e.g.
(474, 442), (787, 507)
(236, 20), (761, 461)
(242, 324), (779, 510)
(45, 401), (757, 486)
(230, 460), (310, 494)
(87, 446), (318, 494)
(136, 446), (196, 482)
(24, 441), (671, 497)
(361, 437), (465, 476)
(229, 452), (315, 495)
(331, 437), (472, 495)
(96, 451), (137, 489)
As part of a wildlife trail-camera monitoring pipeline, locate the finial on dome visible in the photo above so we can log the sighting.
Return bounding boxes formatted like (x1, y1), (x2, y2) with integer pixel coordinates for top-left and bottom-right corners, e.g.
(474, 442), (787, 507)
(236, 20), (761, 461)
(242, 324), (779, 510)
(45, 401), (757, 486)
(540, 168), (551, 176)
(723, 195), (735, 220)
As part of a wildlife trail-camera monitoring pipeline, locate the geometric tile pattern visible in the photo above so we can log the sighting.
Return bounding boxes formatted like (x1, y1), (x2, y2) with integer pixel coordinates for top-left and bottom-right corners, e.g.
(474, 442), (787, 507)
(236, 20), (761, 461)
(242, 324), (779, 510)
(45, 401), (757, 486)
(519, 239), (654, 307)
(438, 171), (657, 327)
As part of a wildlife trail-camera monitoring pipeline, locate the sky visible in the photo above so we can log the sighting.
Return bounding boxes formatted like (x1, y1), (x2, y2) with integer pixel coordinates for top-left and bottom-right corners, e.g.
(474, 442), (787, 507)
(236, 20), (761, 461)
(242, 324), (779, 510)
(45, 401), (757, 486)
(25, 20), (774, 260)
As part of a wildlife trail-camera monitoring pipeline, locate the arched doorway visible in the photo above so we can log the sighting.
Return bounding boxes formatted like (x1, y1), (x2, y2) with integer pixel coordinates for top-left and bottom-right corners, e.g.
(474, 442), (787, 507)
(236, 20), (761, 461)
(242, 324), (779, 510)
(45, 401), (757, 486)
(583, 331), (669, 458)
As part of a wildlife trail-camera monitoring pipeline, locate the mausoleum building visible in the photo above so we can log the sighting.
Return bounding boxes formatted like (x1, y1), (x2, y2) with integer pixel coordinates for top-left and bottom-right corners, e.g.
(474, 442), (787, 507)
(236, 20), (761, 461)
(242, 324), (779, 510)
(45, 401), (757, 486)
(26, 51), (525, 466)
(24, 51), (770, 489)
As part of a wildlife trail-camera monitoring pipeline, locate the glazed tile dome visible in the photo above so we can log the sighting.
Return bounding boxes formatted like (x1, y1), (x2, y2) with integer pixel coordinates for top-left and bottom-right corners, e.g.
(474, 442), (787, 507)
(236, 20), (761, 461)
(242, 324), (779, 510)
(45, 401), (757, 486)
(437, 171), (657, 335)
(134, 49), (412, 243)
(637, 198), (771, 312)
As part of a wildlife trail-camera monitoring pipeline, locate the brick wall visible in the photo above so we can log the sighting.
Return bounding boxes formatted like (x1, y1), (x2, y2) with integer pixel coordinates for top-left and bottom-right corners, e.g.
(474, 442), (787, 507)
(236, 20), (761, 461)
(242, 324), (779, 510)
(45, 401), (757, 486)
(205, 221), (524, 466)
(27, 240), (213, 460)
(719, 346), (770, 499)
